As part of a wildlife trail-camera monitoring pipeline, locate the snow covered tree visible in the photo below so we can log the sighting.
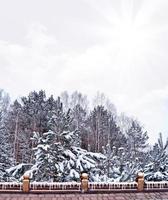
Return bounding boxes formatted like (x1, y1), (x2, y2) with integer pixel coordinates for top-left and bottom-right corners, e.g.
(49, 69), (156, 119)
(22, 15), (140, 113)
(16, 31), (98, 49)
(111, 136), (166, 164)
(1, 89), (163, 182)
(6, 163), (32, 181)
(58, 130), (105, 182)
(9, 91), (59, 163)
(111, 150), (142, 182)
(47, 97), (73, 135)
(70, 104), (88, 149)
(6, 100), (31, 164)
(88, 106), (125, 153)
(46, 98), (103, 181)
(60, 91), (89, 149)
(144, 133), (168, 181)
(0, 121), (12, 181)
(27, 129), (105, 182)
(25, 95), (106, 182)
(28, 131), (64, 181)
(126, 120), (149, 165)
(100, 144), (116, 181)
(0, 89), (13, 181)
(21, 90), (48, 134)
(108, 116), (127, 152)
(88, 106), (110, 152)
(101, 144), (141, 182)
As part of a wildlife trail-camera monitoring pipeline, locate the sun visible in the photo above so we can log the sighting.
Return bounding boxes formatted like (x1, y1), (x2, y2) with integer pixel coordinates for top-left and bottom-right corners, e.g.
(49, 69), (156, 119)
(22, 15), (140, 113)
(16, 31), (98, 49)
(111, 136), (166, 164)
(88, 0), (153, 64)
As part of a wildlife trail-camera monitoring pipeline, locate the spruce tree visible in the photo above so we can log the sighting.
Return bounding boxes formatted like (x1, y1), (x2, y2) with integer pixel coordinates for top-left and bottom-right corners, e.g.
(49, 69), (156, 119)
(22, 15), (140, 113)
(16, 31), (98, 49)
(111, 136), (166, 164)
(0, 90), (13, 181)
(144, 133), (168, 181)
(30, 131), (64, 181)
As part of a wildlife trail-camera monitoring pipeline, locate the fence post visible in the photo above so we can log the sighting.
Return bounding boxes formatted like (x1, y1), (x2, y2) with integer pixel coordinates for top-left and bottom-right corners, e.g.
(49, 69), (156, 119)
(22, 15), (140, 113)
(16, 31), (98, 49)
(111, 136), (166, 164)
(136, 172), (144, 191)
(22, 175), (30, 192)
(81, 173), (89, 193)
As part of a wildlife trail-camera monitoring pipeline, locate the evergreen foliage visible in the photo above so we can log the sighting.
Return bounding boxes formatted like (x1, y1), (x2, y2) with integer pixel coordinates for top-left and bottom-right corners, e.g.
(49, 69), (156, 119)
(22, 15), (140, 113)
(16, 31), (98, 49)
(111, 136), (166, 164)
(0, 89), (167, 182)
(144, 133), (168, 181)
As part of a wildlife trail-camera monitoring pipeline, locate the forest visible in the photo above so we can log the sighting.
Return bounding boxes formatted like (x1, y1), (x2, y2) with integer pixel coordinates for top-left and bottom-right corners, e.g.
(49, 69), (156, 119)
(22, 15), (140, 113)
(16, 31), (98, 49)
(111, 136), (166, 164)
(0, 89), (168, 182)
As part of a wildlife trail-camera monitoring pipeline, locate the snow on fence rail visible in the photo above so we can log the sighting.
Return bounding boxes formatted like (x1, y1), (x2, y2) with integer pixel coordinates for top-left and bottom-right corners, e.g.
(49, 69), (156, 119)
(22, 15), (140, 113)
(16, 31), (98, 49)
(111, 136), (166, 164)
(30, 182), (81, 192)
(144, 181), (168, 190)
(0, 173), (168, 193)
(89, 182), (137, 191)
(0, 182), (22, 192)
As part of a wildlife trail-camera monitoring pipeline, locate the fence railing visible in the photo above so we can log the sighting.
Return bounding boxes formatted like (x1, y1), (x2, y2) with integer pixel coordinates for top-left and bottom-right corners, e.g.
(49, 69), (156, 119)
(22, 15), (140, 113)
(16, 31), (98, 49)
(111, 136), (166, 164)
(89, 182), (138, 191)
(0, 173), (168, 193)
(0, 182), (22, 192)
(30, 182), (81, 192)
(144, 181), (168, 190)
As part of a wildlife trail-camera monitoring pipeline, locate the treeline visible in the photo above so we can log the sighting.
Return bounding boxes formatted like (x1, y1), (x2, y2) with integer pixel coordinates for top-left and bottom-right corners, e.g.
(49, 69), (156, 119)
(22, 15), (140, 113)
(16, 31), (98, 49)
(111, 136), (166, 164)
(0, 89), (168, 182)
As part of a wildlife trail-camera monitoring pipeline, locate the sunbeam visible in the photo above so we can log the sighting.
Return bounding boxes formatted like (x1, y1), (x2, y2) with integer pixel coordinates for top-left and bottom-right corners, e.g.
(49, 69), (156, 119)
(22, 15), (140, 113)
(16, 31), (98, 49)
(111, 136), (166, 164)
(84, 0), (168, 93)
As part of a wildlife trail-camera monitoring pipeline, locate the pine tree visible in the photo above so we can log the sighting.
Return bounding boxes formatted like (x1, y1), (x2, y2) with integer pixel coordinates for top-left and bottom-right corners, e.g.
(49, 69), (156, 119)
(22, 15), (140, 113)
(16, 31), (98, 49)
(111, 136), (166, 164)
(9, 90), (56, 163)
(101, 144), (141, 182)
(21, 90), (48, 134)
(27, 97), (105, 182)
(29, 131), (64, 181)
(109, 116), (127, 152)
(58, 129), (105, 182)
(0, 90), (13, 181)
(6, 100), (29, 163)
(0, 121), (13, 181)
(144, 133), (168, 181)
(126, 120), (149, 164)
(60, 91), (89, 149)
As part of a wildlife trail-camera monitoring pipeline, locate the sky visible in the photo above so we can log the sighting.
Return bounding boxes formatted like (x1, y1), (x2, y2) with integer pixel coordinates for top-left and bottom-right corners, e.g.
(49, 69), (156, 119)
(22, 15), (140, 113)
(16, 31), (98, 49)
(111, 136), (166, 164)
(0, 0), (168, 144)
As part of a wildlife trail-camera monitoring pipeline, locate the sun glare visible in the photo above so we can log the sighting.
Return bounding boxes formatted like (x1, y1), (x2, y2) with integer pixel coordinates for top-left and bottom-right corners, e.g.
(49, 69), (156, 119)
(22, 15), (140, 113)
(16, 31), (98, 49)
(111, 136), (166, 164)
(119, 23), (137, 50)
(116, 19), (147, 58)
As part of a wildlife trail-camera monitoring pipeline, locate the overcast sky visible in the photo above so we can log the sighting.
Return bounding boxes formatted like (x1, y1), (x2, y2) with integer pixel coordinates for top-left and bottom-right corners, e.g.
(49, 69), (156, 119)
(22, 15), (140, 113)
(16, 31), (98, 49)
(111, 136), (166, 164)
(0, 0), (168, 144)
